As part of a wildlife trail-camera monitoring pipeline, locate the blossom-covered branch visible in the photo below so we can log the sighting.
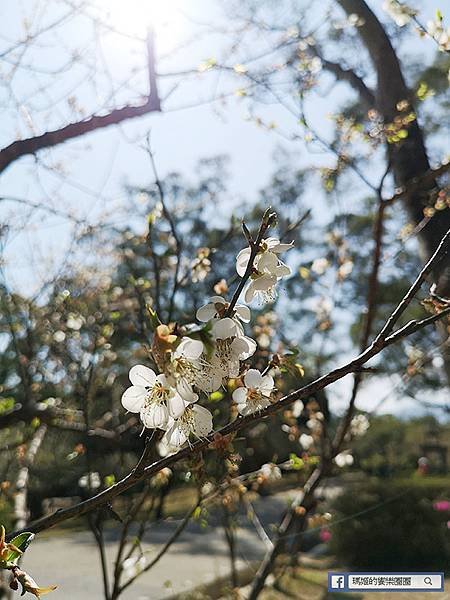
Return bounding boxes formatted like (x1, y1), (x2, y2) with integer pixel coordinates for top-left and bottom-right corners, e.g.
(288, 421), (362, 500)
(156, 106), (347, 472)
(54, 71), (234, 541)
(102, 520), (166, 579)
(8, 218), (449, 542)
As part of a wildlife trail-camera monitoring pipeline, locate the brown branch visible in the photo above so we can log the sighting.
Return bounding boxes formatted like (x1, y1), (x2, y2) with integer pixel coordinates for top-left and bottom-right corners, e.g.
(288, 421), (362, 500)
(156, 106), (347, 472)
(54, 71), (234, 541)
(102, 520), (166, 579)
(384, 161), (450, 206)
(315, 53), (375, 108)
(0, 31), (160, 175)
(117, 496), (201, 595)
(247, 466), (323, 599)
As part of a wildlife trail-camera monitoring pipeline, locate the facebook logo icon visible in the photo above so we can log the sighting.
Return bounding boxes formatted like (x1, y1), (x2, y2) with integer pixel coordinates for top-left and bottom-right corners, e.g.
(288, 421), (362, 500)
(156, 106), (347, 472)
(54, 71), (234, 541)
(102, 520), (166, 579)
(329, 574), (346, 590)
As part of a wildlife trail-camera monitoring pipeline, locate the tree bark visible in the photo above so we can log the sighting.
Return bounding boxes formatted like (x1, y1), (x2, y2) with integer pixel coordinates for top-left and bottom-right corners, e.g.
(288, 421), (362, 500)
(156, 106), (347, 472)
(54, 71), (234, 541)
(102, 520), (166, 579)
(14, 425), (47, 530)
(336, 0), (450, 294)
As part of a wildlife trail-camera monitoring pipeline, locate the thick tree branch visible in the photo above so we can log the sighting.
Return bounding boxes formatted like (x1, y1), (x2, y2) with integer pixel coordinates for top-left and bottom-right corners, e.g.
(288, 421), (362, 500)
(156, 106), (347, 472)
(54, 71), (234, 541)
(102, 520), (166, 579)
(0, 31), (160, 175)
(335, 0), (450, 295)
(316, 54), (375, 108)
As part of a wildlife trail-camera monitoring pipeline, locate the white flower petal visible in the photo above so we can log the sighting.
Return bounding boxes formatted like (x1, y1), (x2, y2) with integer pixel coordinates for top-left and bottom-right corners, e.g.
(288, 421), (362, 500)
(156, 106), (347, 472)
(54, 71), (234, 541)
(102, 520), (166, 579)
(176, 379), (198, 403)
(271, 241), (294, 253)
(155, 373), (168, 386)
(209, 296), (226, 305)
(167, 393), (187, 419)
(157, 436), (178, 457)
(252, 274), (278, 292)
(175, 337), (204, 360)
(141, 403), (169, 429)
(235, 304), (251, 323)
(212, 317), (238, 340)
(276, 263), (291, 278)
(121, 386), (146, 413)
(165, 423), (187, 447)
(236, 247), (251, 277)
(129, 365), (157, 387)
(231, 336), (256, 360)
(244, 368), (263, 389)
(192, 405), (213, 437)
(232, 387), (248, 404)
(264, 237), (280, 248)
(260, 374), (275, 395)
(196, 303), (217, 322)
(258, 251), (279, 274)
(244, 282), (257, 303)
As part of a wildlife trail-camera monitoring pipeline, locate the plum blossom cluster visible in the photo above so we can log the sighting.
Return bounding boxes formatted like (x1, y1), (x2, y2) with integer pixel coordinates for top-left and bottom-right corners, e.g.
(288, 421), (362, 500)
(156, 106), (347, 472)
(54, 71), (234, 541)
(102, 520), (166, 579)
(121, 233), (293, 450)
(382, 0), (416, 27)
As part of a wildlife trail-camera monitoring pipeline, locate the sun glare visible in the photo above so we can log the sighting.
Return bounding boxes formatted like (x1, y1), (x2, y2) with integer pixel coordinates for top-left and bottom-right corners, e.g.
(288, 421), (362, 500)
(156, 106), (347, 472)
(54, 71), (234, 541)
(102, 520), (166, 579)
(100, 0), (184, 42)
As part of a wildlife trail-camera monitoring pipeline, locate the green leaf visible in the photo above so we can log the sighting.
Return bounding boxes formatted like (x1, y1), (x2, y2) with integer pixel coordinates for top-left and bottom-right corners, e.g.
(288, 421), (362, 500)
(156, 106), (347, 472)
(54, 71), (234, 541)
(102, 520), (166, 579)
(147, 306), (162, 331)
(0, 397), (15, 414)
(104, 474), (116, 487)
(289, 453), (304, 470)
(4, 532), (35, 564)
(209, 391), (224, 403)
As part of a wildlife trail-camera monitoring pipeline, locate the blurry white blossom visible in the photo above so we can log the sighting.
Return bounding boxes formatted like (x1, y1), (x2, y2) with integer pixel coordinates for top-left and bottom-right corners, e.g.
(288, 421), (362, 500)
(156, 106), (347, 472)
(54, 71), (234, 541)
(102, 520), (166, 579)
(350, 414), (370, 437)
(334, 451), (354, 468)
(382, 0), (416, 26)
(78, 472), (101, 490)
(292, 400), (304, 418)
(299, 433), (314, 450)
(260, 463), (282, 481)
(311, 257), (329, 275)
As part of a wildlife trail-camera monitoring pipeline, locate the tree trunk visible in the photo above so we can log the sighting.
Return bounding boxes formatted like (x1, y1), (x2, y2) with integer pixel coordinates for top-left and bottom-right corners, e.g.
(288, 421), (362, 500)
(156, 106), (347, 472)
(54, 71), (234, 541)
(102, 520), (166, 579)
(337, 0), (450, 294)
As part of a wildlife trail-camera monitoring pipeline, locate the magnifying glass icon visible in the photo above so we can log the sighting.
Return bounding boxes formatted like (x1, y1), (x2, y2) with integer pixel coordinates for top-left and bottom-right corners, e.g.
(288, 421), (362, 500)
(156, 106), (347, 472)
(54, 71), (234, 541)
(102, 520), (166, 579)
(424, 577), (432, 585)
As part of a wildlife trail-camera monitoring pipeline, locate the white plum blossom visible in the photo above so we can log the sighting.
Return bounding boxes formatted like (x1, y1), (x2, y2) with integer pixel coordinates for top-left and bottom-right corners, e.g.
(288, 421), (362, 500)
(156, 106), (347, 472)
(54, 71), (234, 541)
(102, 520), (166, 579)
(121, 214), (298, 455)
(78, 472), (101, 490)
(232, 369), (274, 416)
(427, 18), (450, 51)
(350, 414), (370, 437)
(306, 411), (324, 433)
(210, 317), (257, 378)
(122, 556), (147, 580)
(170, 337), (220, 394)
(299, 433), (314, 450)
(260, 463), (282, 481)
(311, 257), (329, 275)
(121, 365), (186, 430)
(236, 237), (293, 303)
(292, 400), (304, 418)
(334, 451), (354, 468)
(163, 403), (213, 447)
(196, 296), (250, 324)
(236, 237), (293, 277)
(245, 273), (280, 304)
(382, 0), (416, 27)
(196, 297), (256, 380)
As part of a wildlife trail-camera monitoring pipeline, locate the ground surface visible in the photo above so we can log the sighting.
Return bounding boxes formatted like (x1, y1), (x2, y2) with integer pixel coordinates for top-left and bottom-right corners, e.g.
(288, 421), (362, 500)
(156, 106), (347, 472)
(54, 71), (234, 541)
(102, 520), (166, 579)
(21, 491), (292, 599)
(20, 484), (449, 599)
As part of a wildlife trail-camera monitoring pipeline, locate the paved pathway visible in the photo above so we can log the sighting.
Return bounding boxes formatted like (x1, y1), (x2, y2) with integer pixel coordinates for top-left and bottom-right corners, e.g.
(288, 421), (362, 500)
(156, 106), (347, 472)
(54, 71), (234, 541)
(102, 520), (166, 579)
(21, 491), (294, 599)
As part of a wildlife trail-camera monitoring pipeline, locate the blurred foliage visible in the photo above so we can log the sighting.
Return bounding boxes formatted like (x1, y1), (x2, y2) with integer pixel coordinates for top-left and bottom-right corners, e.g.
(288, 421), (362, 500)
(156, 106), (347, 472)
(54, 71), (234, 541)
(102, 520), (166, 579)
(351, 414), (450, 477)
(330, 478), (450, 571)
